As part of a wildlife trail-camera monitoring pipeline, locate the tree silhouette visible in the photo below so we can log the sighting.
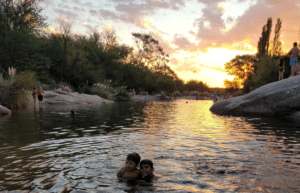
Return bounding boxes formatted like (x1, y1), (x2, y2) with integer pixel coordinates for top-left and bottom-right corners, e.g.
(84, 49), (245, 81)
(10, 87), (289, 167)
(257, 18), (272, 56)
(271, 18), (282, 56)
(224, 55), (258, 89)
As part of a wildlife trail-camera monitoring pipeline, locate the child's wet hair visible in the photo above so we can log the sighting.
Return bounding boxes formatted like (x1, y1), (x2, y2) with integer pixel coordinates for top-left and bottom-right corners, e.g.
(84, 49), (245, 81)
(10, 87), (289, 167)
(140, 159), (153, 168)
(126, 152), (141, 166)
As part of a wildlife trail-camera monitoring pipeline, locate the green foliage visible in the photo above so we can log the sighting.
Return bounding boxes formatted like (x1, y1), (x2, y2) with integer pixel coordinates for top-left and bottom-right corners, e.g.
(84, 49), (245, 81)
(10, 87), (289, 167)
(0, 0), (46, 75)
(90, 85), (131, 101)
(15, 71), (39, 90)
(0, 70), (38, 108)
(249, 55), (279, 90)
(1, 4), (199, 98)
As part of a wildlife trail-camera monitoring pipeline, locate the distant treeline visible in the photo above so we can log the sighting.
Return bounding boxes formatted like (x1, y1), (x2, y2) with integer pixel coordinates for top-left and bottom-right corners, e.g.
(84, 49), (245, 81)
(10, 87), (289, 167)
(0, 0), (209, 95)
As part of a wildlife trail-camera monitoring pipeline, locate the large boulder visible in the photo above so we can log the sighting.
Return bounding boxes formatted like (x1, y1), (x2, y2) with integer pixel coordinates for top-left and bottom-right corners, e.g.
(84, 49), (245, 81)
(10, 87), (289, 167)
(0, 105), (11, 115)
(210, 76), (300, 117)
(42, 90), (114, 105)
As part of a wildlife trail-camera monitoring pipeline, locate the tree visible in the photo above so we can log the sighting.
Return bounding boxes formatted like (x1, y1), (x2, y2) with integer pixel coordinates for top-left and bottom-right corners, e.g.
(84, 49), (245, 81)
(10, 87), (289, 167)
(131, 33), (169, 71)
(223, 79), (240, 94)
(0, 0), (46, 33)
(184, 80), (209, 92)
(249, 55), (279, 90)
(59, 20), (72, 82)
(224, 55), (258, 89)
(271, 18), (282, 56)
(0, 0), (46, 75)
(257, 18), (272, 56)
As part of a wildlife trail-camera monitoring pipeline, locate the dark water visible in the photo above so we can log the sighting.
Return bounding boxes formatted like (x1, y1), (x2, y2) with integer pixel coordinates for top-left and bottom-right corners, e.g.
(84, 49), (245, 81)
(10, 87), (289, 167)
(0, 99), (299, 192)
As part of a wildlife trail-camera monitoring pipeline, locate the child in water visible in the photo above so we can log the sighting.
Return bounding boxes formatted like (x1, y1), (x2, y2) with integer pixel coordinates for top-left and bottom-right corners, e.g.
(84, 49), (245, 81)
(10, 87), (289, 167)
(136, 159), (160, 182)
(117, 152), (140, 180)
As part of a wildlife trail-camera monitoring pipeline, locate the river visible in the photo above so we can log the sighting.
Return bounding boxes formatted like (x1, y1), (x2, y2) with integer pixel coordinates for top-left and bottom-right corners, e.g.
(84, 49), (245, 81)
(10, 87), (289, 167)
(0, 99), (299, 192)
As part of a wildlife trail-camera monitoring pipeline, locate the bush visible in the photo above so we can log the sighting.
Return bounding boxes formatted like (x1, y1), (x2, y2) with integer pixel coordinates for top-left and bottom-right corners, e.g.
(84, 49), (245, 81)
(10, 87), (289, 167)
(90, 84), (131, 101)
(15, 71), (39, 90)
(0, 71), (38, 108)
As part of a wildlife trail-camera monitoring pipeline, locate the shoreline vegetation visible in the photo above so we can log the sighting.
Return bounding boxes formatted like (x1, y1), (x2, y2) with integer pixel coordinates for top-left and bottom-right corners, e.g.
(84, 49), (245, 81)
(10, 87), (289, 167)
(0, 1), (213, 114)
(0, 67), (226, 115)
(0, 86), (227, 115)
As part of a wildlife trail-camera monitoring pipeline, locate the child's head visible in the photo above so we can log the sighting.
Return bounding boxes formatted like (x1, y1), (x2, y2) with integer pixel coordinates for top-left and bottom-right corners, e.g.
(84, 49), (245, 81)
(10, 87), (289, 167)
(140, 159), (154, 177)
(125, 152), (140, 171)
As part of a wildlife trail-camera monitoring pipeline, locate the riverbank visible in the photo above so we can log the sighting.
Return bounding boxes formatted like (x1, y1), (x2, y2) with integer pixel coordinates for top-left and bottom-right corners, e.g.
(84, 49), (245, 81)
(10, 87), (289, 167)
(210, 75), (300, 120)
(2, 90), (218, 115)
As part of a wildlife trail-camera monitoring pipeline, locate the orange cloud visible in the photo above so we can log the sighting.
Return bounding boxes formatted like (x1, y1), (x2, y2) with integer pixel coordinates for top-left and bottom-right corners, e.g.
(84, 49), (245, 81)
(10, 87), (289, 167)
(138, 19), (152, 29)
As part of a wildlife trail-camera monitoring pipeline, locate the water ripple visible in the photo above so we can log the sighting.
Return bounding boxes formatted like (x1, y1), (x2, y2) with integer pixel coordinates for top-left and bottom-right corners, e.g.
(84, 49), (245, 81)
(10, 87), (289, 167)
(0, 100), (299, 192)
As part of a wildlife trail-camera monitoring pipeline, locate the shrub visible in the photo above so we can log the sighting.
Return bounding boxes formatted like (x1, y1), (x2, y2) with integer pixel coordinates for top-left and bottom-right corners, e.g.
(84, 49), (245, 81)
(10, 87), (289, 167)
(0, 71), (38, 108)
(90, 84), (131, 101)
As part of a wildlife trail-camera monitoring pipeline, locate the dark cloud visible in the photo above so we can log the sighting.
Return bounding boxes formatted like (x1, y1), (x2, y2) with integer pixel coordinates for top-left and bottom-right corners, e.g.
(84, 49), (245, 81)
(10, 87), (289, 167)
(73, 6), (85, 12)
(173, 35), (192, 49)
(53, 9), (78, 21)
(84, 24), (99, 33)
(42, 0), (54, 5)
(89, 9), (98, 16)
(82, 2), (93, 7)
(170, 0), (186, 10)
(99, 0), (185, 27)
(62, 5), (71, 9)
(99, 9), (119, 20)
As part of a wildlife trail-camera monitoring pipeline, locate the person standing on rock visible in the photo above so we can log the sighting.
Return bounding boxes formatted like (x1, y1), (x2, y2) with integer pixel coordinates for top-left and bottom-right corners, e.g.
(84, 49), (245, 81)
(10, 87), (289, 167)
(278, 59), (285, 80)
(287, 42), (300, 77)
(37, 86), (44, 108)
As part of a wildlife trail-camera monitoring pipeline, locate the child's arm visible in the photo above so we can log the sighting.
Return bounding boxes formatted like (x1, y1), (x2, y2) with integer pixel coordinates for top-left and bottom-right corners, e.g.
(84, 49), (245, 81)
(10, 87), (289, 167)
(117, 167), (126, 178)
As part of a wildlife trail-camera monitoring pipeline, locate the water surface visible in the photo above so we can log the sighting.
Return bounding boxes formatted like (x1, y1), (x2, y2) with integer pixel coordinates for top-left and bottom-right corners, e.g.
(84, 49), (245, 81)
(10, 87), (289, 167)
(0, 99), (299, 192)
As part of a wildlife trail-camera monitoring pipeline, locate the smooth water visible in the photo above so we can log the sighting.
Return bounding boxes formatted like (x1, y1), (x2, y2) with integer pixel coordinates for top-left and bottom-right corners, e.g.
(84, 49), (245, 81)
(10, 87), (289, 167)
(0, 99), (299, 193)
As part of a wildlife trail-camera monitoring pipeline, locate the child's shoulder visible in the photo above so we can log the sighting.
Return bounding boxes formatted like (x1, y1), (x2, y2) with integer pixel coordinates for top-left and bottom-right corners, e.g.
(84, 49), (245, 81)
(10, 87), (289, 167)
(152, 175), (160, 180)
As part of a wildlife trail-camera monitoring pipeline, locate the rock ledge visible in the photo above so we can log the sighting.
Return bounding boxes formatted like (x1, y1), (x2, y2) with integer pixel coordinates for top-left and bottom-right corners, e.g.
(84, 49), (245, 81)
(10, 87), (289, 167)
(42, 90), (114, 105)
(210, 76), (300, 118)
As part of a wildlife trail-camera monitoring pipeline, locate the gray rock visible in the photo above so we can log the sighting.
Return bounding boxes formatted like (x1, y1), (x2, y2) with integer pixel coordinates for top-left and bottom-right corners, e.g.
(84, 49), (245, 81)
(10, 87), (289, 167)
(0, 105), (11, 115)
(210, 76), (300, 117)
(42, 90), (114, 105)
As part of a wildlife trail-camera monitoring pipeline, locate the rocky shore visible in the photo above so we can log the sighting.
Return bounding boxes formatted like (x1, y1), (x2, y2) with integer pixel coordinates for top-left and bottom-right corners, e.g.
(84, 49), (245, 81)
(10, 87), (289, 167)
(35, 89), (114, 110)
(210, 75), (300, 120)
(42, 89), (114, 105)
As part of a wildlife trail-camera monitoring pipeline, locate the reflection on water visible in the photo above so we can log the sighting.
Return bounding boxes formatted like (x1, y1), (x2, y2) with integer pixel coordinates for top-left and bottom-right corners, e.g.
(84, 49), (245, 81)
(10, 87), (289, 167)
(0, 99), (300, 192)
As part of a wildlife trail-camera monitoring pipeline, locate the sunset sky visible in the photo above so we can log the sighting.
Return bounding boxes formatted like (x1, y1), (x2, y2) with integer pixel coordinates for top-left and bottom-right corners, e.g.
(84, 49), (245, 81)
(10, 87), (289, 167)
(40, 0), (300, 87)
